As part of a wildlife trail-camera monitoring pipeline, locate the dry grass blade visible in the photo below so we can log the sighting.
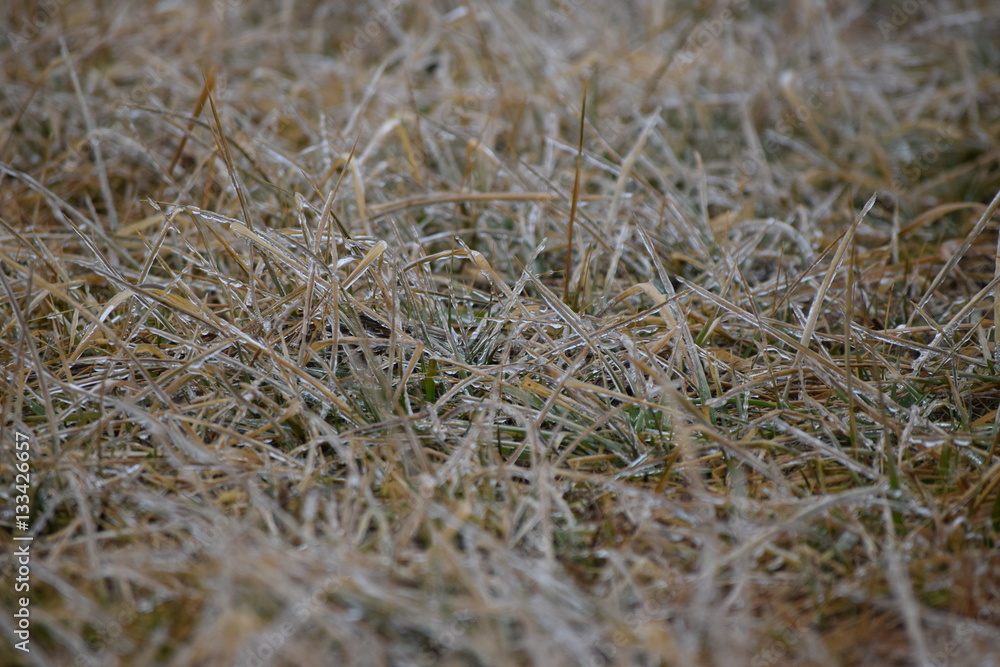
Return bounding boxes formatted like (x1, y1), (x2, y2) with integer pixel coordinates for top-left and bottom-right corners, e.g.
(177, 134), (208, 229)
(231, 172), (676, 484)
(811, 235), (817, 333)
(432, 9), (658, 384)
(343, 240), (387, 289)
(564, 80), (587, 305)
(915, 189), (1000, 316)
(59, 37), (118, 233)
(792, 193), (876, 372)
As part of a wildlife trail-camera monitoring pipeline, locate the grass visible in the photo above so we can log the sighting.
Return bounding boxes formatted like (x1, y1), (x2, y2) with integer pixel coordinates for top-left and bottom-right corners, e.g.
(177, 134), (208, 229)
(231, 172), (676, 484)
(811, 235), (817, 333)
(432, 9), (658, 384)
(2, 1), (1000, 665)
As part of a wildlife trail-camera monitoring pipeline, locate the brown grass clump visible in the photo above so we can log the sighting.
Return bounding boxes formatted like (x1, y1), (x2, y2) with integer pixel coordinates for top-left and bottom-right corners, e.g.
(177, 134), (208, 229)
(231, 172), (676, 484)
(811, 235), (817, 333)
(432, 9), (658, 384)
(3, 1), (1000, 665)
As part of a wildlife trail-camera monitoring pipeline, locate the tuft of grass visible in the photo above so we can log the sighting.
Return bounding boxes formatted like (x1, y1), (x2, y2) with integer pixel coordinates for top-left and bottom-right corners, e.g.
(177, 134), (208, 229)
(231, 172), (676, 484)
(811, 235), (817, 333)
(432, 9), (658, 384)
(2, 1), (1000, 665)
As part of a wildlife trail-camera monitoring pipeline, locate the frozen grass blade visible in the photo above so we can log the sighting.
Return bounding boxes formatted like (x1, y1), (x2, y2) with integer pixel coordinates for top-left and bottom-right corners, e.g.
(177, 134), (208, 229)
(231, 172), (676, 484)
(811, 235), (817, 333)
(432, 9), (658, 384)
(789, 194), (875, 379)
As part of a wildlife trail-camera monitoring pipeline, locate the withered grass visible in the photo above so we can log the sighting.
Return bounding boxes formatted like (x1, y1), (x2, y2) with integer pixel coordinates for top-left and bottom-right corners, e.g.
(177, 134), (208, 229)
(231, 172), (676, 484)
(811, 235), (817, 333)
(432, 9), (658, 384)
(2, 2), (1000, 665)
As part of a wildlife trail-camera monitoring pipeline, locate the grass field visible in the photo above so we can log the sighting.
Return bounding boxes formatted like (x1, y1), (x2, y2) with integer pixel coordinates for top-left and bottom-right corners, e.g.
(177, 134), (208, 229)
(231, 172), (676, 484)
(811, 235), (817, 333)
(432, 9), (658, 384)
(2, 1), (1000, 665)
